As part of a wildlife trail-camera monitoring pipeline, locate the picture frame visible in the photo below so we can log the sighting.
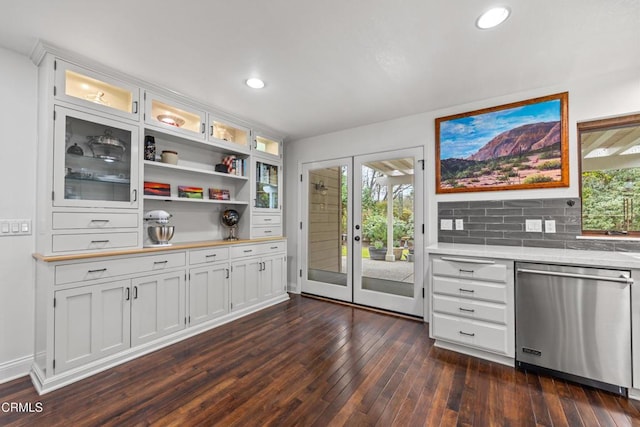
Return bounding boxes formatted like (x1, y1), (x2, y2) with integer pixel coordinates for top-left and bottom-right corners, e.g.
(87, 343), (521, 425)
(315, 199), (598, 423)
(435, 92), (569, 193)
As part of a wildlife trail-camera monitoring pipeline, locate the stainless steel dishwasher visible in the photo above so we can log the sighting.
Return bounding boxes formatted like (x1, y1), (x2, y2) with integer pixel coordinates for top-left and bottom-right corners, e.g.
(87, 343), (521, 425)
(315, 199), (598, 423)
(515, 262), (633, 395)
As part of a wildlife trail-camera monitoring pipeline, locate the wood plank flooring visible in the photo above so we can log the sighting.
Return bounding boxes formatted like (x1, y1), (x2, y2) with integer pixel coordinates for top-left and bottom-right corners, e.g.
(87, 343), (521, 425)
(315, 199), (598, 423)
(2, 294), (640, 426)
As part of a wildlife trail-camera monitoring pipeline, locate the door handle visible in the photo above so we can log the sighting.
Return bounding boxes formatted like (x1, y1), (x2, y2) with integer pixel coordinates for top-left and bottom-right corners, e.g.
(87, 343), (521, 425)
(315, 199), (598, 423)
(354, 236), (360, 241)
(133, 286), (138, 299)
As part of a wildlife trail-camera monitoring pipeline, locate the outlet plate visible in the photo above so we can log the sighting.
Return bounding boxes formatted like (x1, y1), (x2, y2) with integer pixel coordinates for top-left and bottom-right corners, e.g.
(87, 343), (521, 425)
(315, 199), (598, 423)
(525, 219), (542, 232)
(440, 219), (453, 230)
(0, 219), (31, 237)
(455, 219), (464, 230)
(545, 220), (556, 233)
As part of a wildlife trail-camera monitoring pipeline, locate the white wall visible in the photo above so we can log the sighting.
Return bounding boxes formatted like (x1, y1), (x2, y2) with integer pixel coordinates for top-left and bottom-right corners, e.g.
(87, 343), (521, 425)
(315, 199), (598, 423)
(0, 47), (38, 381)
(284, 66), (640, 292)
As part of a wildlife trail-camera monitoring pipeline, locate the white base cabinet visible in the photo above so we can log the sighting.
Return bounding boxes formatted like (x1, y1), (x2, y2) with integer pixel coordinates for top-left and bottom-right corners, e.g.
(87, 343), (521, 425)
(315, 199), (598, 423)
(54, 279), (131, 374)
(33, 239), (287, 394)
(429, 255), (514, 366)
(131, 271), (186, 346)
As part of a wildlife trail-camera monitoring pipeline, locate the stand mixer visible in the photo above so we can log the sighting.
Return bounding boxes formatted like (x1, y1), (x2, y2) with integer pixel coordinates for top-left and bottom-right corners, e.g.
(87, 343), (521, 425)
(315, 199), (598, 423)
(144, 210), (175, 247)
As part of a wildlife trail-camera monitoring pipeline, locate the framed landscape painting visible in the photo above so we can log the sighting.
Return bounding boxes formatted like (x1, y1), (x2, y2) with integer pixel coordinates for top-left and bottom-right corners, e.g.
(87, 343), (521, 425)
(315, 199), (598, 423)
(435, 92), (569, 193)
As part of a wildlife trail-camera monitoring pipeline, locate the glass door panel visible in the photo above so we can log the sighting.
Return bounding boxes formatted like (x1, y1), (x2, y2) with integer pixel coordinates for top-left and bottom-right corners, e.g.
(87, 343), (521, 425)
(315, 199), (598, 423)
(301, 158), (352, 302)
(55, 60), (140, 120)
(145, 92), (206, 138)
(54, 106), (139, 208)
(254, 159), (280, 210)
(208, 118), (250, 152)
(353, 148), (423, 316)
(255, 135), (281, 158)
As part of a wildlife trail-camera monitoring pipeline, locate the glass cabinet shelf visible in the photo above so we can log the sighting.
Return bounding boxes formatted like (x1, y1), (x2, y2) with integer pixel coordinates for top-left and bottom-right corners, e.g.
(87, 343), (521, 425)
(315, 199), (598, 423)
(209, 119), (250, 152)
(145, 93), (206, 138)
(55, 60), (139, 120)
(255, 135), (281, 158)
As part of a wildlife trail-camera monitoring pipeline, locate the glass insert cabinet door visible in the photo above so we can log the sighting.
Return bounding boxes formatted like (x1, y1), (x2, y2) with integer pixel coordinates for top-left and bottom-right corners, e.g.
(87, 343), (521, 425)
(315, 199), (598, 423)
(55, 60), (140, 120)
(209, 117), (250, 152)
(53, 106), (139, 208)
(254, 159), (280, 210)
(144, 92), (206, 139)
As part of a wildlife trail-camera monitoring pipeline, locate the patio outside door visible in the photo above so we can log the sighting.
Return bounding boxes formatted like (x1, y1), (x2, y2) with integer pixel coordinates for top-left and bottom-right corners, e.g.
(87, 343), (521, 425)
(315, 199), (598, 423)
(300, 147), (423, 317)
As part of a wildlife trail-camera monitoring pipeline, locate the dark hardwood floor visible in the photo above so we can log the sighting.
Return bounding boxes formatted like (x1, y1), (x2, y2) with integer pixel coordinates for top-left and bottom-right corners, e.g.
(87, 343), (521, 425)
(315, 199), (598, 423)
(2, 294), (640, 426)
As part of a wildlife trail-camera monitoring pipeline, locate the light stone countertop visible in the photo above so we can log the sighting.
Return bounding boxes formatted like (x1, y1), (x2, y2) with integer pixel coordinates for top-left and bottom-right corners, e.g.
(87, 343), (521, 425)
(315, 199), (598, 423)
(426, 242), (640, 270)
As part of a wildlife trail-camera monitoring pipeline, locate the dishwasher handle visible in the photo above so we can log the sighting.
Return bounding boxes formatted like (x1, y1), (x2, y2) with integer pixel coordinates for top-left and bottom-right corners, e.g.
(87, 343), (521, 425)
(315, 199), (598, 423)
(517, 268), (633, 284)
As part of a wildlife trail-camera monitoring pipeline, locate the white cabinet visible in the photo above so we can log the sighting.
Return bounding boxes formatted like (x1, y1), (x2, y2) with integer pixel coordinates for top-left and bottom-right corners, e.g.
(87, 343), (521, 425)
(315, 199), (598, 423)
(54, 279), (131, 373)
(144, 92), (206, 139)
(230, 258), (261, 311)
(251, 157), (282, 238)
(430, 255), (514, 364)
(54, 106), (140, 209)
(131, 271), (186, 346)
(208, 116), (251, 154)
(54, 59), (140, 121)
(253, 132), (282, 160)
(230, 242), (287, 310)
(188, 262), (230, 326)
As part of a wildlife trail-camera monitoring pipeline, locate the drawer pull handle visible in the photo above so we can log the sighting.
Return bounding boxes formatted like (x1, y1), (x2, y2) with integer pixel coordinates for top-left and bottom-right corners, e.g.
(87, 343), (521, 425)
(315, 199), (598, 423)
(90, 219), (110, 223)
(91, 240), (110, 244)
(263, 218), (272, 222)
(244, 249), (253, 253)
(88, 268), (107, 274)
(264, 230), (272, 234)
(270, 246), (279, 250)
(459, 331), (475, 337)
(459, 269), (474, 274)
(154, 260), (168, 265)
(205, 254), (217, 258)
(459, 288), (475, 293)
(459, 307), (475, 313)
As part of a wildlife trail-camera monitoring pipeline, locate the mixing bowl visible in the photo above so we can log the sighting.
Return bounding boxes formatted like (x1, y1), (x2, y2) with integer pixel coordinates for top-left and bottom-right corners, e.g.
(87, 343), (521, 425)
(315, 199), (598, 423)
(147, 225), (175, 244)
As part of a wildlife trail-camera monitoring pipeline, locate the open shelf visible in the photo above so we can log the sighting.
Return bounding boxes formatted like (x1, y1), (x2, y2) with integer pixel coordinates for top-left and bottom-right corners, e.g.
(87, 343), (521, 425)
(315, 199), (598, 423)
(144, 195), (249, 205)
(145, 126), (249, 158)
(144, 160), (247, 180)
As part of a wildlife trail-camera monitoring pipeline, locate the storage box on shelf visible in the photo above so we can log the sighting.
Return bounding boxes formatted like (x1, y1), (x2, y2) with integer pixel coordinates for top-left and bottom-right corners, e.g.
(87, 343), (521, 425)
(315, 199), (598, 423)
(429, 255), (514, 366)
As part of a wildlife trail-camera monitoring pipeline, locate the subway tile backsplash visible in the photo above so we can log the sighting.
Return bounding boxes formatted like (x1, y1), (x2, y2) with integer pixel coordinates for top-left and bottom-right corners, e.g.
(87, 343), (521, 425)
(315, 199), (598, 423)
(437, 197), (640, 252)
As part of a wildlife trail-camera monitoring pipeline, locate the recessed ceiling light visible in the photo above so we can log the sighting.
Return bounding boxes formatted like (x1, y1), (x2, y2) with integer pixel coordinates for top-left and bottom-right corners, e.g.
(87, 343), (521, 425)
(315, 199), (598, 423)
(476, 7), (511, 29)
(246, 78), (265, 89)
(585, 147), (617, 158)
(620, 144), (640, 155)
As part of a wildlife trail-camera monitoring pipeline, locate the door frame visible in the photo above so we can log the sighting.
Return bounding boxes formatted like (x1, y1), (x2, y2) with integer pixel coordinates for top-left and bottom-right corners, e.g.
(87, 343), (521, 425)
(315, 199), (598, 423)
(297, 147), (424, 317)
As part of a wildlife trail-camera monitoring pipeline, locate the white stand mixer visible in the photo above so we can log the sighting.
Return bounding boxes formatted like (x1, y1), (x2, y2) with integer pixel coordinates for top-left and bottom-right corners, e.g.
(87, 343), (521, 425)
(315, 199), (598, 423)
(143, 210), (175, 247)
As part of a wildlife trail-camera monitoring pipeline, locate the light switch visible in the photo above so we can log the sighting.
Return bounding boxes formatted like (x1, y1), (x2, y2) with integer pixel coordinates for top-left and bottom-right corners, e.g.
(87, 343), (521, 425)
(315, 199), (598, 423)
(0, 219), (32, 237)
(11, 223), (19, 233)
(455, 219), (464, 230)
(21, 222), (29, 233)
(1, 223), (8, 233)
(440, 219), (453, 230)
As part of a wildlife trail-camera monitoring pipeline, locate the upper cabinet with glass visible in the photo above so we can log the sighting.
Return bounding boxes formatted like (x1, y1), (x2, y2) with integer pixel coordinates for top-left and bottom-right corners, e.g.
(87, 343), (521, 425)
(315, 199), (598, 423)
(208, 116), (250, 153)
(579, 113), (640, 236)
(55, 60), (140, 121)
(144, 92), (206, 139)
(254, 133), (282, 159)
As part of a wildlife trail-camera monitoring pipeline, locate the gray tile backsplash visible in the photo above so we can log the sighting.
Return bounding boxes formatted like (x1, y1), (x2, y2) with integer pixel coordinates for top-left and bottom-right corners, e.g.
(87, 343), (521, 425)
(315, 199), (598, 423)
(437, 197), (640, 252)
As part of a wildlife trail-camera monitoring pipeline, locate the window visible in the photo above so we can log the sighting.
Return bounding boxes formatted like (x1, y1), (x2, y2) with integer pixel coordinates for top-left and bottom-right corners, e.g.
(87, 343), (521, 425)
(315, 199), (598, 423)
(579, 113), (640, 235)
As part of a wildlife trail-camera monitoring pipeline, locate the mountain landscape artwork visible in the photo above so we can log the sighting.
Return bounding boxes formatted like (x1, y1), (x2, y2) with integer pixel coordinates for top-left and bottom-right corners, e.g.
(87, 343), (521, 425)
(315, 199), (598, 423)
(435, 93), (569, 193)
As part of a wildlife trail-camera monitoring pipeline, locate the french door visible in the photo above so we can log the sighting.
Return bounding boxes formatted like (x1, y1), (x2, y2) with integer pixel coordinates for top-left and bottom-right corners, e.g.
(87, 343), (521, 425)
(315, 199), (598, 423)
(300, 148), (424, 317)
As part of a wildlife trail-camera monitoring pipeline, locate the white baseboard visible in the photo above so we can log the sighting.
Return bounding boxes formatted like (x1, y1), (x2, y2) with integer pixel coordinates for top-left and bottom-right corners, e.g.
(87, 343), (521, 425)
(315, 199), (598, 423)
(0, 354), (33, 384)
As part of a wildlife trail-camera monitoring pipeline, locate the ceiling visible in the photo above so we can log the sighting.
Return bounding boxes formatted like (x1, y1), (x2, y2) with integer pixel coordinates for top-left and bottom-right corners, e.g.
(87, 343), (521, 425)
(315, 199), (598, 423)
(0, 0), (638, 141)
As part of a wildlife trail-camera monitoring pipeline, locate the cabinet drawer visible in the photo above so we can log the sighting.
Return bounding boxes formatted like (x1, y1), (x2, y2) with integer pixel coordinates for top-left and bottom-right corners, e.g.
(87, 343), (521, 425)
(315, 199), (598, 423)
(252, 215), (281, 226)
(231, 244), (261, 259)
(52, 212), (138, 229)
(433, 294), (507, 324)
(432, 313), (510, 355)
(52, 232), (138, 253)
(251, 226), (282, 238)
(260, 241), (286, 255)
(55, 252), (186, 285)
(189, 247), (229, 265)
(432, 276), (507, 303)
(432, 257), (508, 283)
